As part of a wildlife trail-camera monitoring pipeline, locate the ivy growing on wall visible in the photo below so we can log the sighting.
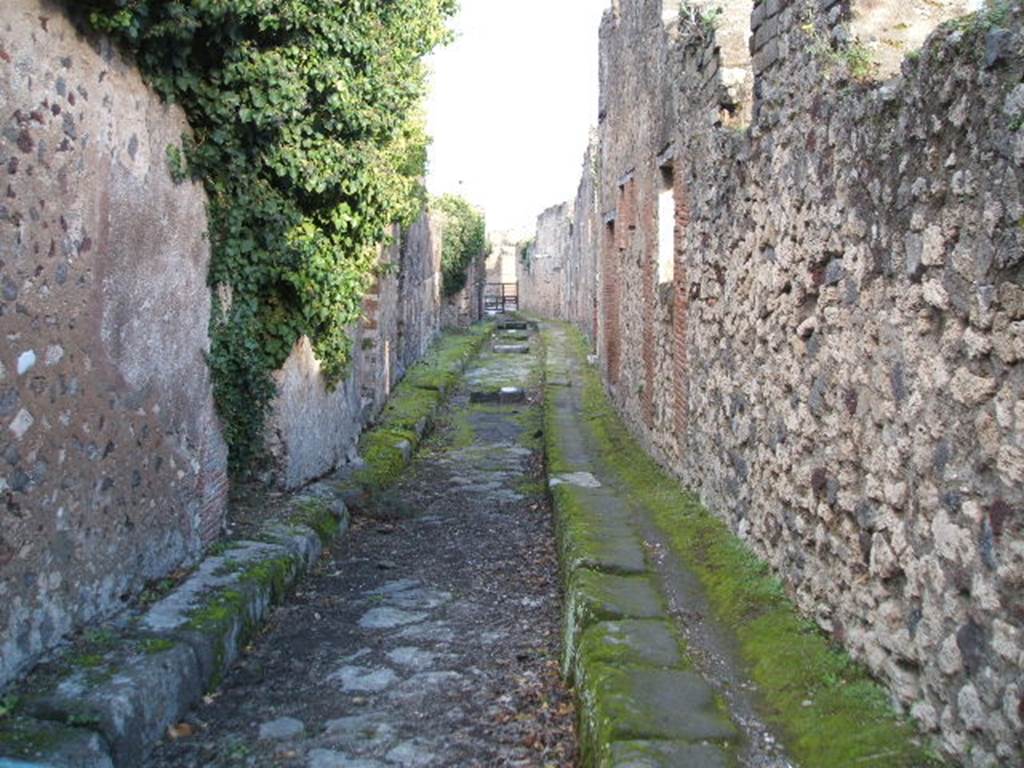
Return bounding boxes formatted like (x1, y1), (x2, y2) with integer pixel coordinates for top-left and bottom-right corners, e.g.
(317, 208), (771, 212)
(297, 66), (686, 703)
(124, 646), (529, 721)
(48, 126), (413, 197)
(432, 194), (487, 297)
(81, 0), (456, 473)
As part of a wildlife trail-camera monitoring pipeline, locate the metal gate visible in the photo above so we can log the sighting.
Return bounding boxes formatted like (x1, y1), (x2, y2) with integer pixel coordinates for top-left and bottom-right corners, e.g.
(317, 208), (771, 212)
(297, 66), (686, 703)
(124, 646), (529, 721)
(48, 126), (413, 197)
(484, 282), (518, 314)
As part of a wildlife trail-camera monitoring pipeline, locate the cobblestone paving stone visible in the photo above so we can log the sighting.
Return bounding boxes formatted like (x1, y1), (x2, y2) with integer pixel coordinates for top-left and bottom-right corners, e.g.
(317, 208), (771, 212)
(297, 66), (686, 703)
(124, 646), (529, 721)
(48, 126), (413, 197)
(147, 328), (576, 768)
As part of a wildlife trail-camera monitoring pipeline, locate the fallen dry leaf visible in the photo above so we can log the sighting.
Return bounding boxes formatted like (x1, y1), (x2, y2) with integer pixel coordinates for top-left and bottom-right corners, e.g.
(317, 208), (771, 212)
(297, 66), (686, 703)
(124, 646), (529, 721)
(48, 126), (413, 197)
(166, 722), (194, 740)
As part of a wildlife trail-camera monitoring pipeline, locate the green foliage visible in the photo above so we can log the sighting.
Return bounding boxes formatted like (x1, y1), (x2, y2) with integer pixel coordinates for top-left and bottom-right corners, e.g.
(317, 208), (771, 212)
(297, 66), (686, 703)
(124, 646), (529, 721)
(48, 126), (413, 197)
(433, 194), (487, 297)
(953, 0), (1015, 32)
(835, 40), (876, 80)
(139, 637), (176, 655)
(0, 695), (19, 720)
(517, 238), (535, 268)
(82, 0), (456, 473)
(679, 1), (723, 41)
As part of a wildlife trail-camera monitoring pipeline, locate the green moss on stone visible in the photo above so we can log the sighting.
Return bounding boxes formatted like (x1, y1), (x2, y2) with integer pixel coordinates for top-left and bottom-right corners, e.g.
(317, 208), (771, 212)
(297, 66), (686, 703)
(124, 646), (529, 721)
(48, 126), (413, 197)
(577, 620), (688, 673)
(186, 589), (246, 633)
(238, 555), (296, 603)
(448, 408), (477, 449)
(292, 498), (341, 544)
(514, 478), (545, 497)
(353, 428), (418, 490)
(402, 323), (493, 393)
(606, 740), (736, 768)
(0, 717), (64, 756)
(550, 484), (647, 583)
(0, 696), (19, 721)
(564, 569), (664, 681)
(340, 324), (493, 494)
(377, 386), (439, 435)
(139, 638), (176, 655)
(67, 653), (105, 669)
(579, 665), (737, 767)
(184, 588), (251, 691)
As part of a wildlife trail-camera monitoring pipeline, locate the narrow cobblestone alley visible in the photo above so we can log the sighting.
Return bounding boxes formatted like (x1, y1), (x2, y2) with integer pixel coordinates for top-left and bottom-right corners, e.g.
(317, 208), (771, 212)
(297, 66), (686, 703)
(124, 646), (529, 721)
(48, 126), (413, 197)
(147, 325), (575, 768)
(4, 3), (1022, 768)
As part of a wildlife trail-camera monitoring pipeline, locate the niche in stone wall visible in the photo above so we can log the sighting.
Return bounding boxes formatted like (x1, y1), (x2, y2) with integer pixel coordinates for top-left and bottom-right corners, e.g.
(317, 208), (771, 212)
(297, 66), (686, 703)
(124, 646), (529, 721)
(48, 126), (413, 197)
(848, 0), (984, 79)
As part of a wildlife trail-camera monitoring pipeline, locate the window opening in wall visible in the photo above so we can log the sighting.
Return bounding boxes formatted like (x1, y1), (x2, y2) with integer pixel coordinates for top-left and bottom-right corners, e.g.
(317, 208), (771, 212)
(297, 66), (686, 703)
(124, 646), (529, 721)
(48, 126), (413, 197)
(657, 164), (675, 285)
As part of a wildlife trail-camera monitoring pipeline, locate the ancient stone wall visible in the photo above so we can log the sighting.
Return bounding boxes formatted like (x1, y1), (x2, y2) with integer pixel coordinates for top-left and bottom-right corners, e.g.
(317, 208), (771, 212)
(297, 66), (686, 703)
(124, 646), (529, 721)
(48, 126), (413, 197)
(520, 148), (602, 339)
(267, 211), (448, 490)
(0, 0), (228, 687)
(485, 231), (519, 285)
(442, 249), (486, 327)
(519, 203), (572, 320)
(528, 1), (1024, 764)
(565, 138), (601, 342)
(396, 213), (445, 376)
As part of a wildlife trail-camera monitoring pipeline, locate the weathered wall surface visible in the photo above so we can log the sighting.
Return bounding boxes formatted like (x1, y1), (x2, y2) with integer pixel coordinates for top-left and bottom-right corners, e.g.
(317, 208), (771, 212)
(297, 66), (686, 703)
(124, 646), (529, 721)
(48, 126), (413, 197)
(267, 209), (476, 490)
(442, 249), (486, 327)
(519, 203), (572, 321)
(565, 138), (600, 342)
(397, 214), (444, 375)
(265, 334), (367, 492)
(485, 231), (519, 285)
(528, 1), (1024, 764)
(0, 1), (228, 687)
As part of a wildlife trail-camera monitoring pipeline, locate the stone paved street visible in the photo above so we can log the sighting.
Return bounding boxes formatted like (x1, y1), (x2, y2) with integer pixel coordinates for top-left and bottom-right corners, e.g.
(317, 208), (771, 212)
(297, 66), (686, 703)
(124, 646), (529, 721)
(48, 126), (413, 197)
(147, 328), (575, 768)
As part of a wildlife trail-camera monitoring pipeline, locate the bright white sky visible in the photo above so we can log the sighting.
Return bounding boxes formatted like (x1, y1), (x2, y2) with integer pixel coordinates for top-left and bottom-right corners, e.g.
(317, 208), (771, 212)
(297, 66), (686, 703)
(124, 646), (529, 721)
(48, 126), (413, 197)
(425, 0), (610, 236)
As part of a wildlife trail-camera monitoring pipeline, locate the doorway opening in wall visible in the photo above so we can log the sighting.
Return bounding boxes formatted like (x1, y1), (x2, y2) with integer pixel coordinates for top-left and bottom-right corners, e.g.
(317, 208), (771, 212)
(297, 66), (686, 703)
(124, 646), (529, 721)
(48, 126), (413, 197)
(603, 218), (621, 385)
(484, 282), (519, 314)
(657, 164), (675, 285)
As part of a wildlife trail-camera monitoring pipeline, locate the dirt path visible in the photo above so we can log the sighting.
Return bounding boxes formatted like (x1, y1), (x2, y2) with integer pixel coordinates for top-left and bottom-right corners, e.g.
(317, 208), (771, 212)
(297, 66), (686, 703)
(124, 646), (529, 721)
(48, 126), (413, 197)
(147, 325), (575, 768)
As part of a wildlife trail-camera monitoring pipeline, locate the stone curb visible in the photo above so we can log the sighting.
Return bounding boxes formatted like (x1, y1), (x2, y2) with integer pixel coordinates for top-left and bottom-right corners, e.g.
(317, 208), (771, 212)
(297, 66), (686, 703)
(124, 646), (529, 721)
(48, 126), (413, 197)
(0, 486), (347, 768)
(540, 326), (738, 768)
(0, 325), (495, 768)
(339, 322), (495, 497)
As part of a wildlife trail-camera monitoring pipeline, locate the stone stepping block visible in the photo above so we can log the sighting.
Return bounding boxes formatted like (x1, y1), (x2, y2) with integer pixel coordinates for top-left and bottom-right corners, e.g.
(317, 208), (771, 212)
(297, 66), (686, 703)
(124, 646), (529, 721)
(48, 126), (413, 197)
(577, 620), (686, 677)
(21, 640), (207, 767)
(498, 321), (529, 331)
(469, 386), (526, 404)
(258, 717), (305, 741)
(563, 570), (663, 677)
(551, 485), (648, 581)
(579, 666), (737, 763)
(605, 740), (733, 768)
(0, 716), (114, 767)
(493, 343), (530, 354)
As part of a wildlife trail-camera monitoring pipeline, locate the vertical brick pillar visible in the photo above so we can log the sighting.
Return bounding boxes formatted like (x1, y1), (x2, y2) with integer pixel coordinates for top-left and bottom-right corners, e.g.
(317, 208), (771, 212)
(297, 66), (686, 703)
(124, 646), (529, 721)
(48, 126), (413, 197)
(641, 183), (656, 430)
(603, 221), (621, 386)
(197, 432), (228, 546)
(672, 169), (690, 457)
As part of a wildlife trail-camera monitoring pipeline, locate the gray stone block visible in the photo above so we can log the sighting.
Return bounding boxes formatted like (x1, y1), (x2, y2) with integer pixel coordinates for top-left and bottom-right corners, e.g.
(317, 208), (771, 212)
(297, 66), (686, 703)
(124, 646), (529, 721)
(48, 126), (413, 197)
(493, 344), (531, 354)
(0, 717), (114, 768)
(25, 643), (203, 766)
(605, 740), (731, 768)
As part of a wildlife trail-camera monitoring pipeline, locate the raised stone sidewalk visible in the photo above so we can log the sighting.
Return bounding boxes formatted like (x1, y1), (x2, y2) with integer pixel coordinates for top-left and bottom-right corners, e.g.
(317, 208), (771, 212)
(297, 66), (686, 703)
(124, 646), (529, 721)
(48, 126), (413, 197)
(0, 326), (492, 768)
(540, 320), (943, 768)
